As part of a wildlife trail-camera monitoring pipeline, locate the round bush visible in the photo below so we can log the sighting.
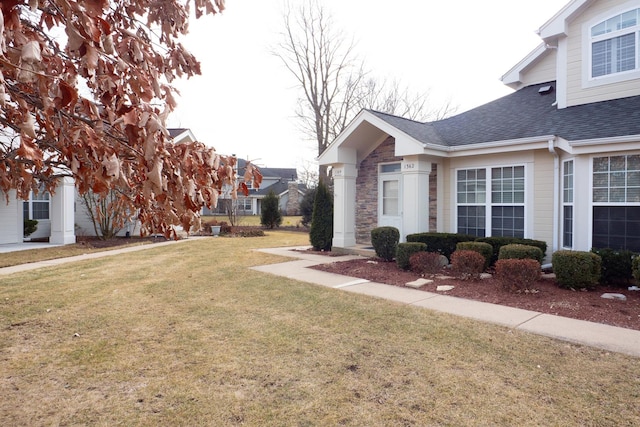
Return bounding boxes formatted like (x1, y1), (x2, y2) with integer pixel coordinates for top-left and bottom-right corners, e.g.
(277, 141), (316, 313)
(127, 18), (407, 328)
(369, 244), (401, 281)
(371, 227), (400, 262)
(410, 251), (446, 274)
(450, 250), (485, 279)
(495, 258), (540, 292)
(498, 244), (544, 264)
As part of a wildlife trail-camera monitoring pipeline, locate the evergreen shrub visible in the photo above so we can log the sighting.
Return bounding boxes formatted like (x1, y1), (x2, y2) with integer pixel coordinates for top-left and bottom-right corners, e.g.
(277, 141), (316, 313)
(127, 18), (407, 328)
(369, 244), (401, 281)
(552, 250), (601, 290)
(260, 190), (282, 229)
(309, 180), (333, 251)
(591, 248), (636, 286)
(395, 242), (426, 270)
(371, 226), (400, 262)
(406, 232), (475, 259)
(498, 244), (544, 264)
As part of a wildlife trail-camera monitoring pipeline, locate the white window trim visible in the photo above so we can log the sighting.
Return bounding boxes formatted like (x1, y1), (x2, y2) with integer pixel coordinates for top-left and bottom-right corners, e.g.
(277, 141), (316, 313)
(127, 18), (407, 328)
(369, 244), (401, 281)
(589, 152), (640, 250)
(454, 164), (528, 238)
(24, 190), (51, 221)
(562, 159), (574, 249)
(582, 1), (640, 89)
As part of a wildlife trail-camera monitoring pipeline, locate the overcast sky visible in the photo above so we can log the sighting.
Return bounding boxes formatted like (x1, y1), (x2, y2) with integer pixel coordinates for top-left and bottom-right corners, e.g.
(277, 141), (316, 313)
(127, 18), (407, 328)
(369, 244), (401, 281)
(168, 0), (566, 171)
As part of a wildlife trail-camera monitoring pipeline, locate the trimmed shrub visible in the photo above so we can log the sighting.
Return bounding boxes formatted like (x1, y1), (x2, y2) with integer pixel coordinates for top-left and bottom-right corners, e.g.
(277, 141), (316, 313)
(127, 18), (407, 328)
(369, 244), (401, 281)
(371, 227), (400, 262)
(450, 250), (485, 279)
(552, 250), (601, 290)
(498, 244), (544, 264)
(406, 232), (475, 259)
(396, 242), (427, 270)
(633, 256), (640, 286)
(260, 190), (282, 229)
(309, 180), (333, 251)
(456, 241), (493, 270)
(495, 259), (541, 292)
(591, 248), (636, 286)
(23, 219), (38, 237)
(476, 237), (547, 266)
(410, 251), (445, 275)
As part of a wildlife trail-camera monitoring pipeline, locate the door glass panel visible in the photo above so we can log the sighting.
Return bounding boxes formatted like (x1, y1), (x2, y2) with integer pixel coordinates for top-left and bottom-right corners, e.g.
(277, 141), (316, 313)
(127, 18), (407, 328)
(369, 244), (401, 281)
(383, 180), (399, 216)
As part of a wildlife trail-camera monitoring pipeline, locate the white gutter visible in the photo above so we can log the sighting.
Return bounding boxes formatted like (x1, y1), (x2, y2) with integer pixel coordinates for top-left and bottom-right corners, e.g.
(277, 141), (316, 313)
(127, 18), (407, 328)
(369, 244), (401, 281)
(548, 137), (560, 256)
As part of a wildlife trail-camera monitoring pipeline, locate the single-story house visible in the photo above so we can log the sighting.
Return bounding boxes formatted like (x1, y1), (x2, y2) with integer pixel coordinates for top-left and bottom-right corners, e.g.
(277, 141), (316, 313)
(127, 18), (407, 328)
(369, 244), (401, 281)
(1, 128), (213, 245)
(319, 0), (640, 261)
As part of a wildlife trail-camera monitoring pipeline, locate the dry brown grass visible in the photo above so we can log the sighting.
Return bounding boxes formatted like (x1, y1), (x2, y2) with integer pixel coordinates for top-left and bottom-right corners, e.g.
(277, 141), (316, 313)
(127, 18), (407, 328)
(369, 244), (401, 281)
(1, 231), (639, 426)
(0, 239), (151, 268)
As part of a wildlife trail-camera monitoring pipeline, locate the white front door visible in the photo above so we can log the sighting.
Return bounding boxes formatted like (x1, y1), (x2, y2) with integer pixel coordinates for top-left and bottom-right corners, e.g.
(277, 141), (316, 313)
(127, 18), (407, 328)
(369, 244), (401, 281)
(378, 172), (402, 236)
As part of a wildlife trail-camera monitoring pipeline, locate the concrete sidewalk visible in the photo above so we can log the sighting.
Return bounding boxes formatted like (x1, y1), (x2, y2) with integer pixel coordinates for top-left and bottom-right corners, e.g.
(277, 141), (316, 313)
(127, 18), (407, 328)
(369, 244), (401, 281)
(252, 246), (640, 358)
(0, 238), (193, 276)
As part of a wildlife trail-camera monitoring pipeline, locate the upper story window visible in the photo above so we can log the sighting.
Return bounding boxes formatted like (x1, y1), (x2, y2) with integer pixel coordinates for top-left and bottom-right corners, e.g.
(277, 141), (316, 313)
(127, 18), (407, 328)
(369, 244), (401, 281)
(590, 8), (639, 78)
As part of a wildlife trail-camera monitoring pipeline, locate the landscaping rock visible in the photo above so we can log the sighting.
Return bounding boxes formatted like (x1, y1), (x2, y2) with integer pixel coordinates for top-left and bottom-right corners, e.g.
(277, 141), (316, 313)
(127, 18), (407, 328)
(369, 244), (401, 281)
(436, 285), (455, 292)
(480, 273), (492, 280)
(601, 293), (627, 301)
(406, 278), (432, 288)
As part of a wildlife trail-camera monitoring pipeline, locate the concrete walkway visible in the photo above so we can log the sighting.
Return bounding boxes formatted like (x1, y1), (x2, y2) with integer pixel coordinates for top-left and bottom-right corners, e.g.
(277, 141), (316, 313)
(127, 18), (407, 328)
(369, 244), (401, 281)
(0, 238), (193, 276)
(252, 246), (640, 358)
(2, 240), (639, 357)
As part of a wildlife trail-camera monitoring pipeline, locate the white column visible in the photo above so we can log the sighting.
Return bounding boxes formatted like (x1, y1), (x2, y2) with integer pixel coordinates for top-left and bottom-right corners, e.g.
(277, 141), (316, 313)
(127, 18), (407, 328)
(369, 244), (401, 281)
(50, 176), (76, 245)
(402, 156), (431, 240)
(572, 155), (591, 252)
(332, 163), (357, 248)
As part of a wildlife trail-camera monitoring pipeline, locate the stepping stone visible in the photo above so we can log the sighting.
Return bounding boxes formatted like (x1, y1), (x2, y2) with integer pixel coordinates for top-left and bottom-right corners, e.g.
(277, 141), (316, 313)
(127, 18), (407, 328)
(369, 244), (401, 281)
(541, 273), (556, 280)
(406, 278), (432, 288)
(436, 285), (455, 292)
(480, 273), (492, 280)
(601, 293), (627, 301)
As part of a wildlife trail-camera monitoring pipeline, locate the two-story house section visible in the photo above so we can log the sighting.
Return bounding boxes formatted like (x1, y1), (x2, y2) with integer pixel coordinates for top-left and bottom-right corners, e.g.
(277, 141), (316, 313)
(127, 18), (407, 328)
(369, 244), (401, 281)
(319, 0), (640, 260)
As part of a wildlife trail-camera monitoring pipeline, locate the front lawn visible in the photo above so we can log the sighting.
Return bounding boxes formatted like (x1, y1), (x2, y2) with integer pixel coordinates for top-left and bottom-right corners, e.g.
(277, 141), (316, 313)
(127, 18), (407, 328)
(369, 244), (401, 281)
(1, 231), (639, 426)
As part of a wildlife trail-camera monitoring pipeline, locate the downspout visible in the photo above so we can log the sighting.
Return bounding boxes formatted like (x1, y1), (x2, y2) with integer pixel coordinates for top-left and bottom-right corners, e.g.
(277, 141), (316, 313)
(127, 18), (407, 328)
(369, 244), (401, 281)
(547, 137), (559, 269)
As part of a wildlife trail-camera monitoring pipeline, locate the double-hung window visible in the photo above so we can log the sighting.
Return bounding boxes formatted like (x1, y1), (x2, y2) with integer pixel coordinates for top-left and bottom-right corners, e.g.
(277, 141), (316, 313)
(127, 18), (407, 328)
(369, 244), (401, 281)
(23, 190), (50, 220)
(590, 8), (640, 78)
(456, 165), (525, 238)
(592, 155), (640, 251)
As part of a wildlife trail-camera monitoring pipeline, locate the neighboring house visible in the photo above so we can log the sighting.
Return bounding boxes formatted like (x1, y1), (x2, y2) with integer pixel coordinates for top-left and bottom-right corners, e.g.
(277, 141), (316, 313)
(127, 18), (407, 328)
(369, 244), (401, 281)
(204, 158), (306, 216)
(319, 0), (640, 261)
(1, 128), (201, 245)
(0, 178), (75, 245)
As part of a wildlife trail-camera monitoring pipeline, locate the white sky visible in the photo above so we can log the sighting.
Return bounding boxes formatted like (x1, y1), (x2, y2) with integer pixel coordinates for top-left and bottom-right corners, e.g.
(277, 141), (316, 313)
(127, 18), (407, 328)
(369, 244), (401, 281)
(168, 0), (566, 171)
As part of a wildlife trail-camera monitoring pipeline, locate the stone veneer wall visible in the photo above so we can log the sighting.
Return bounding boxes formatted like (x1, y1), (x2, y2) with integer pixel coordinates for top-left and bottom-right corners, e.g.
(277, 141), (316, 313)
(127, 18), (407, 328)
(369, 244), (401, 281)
(355, 137), (401, 244)
(285, 181), (300, 215)
(355, 136), (439, 244)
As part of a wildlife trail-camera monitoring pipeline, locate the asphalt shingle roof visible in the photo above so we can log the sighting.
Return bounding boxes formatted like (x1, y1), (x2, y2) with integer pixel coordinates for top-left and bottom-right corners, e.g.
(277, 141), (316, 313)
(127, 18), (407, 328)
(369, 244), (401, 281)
(368, 82), (640, 147)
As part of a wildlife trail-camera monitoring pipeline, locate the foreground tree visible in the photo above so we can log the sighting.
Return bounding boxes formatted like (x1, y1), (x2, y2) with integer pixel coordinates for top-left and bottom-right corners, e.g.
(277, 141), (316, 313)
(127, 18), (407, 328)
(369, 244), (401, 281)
(0, 0), (261, 238)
